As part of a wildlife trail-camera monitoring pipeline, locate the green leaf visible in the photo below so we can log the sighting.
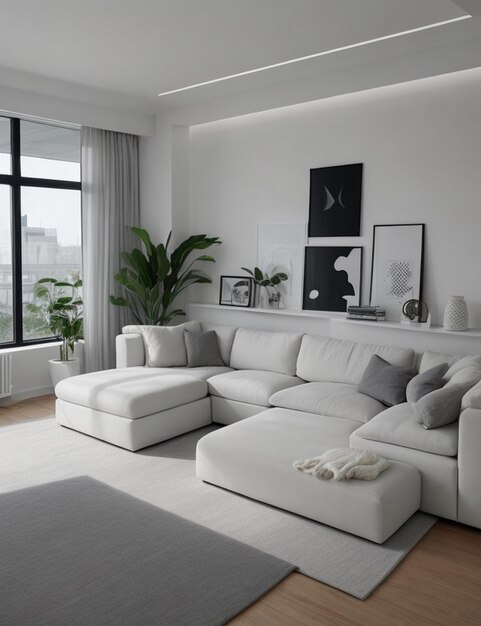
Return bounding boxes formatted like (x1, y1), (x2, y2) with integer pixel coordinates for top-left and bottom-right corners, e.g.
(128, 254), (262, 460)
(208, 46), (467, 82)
(36, 277), (57, 284)
(131, 226), (154, 256)
(34, 287), (49, 298)
(53, 281), (74, 288)
(254, 267), (264, 282)
(110, 296), (129, 306)
(156, 244), (170, 280)
(241, 267), (255, 278)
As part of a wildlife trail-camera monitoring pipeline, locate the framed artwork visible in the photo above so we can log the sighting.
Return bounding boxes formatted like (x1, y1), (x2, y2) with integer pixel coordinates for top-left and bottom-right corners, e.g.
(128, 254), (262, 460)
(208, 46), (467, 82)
(308, 163), (363, 237)
(257, 222), (306, 309)
(219, 276), (254, 307)
(369, 224), (425, 320)
(303, 246), (362, 312)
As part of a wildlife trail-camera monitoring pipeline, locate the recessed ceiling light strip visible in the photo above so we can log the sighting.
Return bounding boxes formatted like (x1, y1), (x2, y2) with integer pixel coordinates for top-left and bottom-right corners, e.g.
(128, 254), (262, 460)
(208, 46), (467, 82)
(158, 14), (470, 97)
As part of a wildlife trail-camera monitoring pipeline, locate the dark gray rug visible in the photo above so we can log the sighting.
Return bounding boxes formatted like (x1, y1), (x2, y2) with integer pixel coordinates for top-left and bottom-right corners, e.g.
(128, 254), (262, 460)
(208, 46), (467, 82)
(0, 419), (436, 600)
(0, 477), (295, 626)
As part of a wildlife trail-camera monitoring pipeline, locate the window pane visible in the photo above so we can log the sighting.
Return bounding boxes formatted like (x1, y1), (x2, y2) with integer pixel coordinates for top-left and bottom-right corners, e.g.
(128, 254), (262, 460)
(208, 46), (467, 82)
(20, 121), (80, 181)
(21, 187), (82, 341)
(0, 117), (11, 175)
(0, 185), (13, 343)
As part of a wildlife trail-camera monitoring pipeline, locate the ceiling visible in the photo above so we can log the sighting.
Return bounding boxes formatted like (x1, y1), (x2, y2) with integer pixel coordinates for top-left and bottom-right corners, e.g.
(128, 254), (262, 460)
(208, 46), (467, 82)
(0, 0), (479, 115)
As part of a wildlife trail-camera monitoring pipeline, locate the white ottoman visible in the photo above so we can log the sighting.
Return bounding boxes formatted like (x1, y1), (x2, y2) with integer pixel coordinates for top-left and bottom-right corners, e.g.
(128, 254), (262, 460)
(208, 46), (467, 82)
(56, 367), (211, 451)
(196, 408), (421, 543)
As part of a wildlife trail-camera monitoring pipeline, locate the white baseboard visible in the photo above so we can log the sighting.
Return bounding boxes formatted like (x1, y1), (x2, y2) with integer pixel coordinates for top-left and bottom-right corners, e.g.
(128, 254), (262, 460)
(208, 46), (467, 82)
(0, 385), (54, 406)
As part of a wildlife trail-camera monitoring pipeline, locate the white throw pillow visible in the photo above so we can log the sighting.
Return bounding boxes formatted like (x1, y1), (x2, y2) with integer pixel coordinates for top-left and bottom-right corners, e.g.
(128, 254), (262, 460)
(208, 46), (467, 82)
(123, 321), (200, 367)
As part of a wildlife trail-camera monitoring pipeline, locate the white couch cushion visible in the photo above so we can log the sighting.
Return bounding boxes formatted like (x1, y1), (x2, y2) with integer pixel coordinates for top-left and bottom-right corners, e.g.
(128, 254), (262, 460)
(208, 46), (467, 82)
(270, 382), (385, 423)
(352, 403), (458, 456)
(200, 323), (238, 366)
(229, 328), (303, 376)
(122, 321), (201, 367)
(148, 366), (233, 380)
(208, 370), (303, 406)
(56, 368), (207, 419)
(462, 380), (481, 410)
(296, 335), (414, 384)
(197, 408), (420, 543)
(419, 351), (481, 377)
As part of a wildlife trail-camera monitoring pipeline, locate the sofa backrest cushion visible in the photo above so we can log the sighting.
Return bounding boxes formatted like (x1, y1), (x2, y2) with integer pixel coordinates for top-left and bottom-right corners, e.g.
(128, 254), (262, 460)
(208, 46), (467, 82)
(462, 380), (481, 410)
(419, 351), (481, 378)
(200, 323), (238, 366)
(297, 335), (415, 385)
(122, 320), (201, 367)
(229, 328), (303, 376)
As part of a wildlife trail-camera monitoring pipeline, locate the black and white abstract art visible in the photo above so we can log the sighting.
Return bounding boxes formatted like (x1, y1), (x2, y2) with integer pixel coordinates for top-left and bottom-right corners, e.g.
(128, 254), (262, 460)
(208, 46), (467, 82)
(308, 163), (363, 237)
(370, 224), (424, 320)
(303, 247), (362, 312)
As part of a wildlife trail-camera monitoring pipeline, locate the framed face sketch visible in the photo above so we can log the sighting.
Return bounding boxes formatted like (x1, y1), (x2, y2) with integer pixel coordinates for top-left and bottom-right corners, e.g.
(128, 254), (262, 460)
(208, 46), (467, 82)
(219, 276), (254, 307)
(370, 224), (425, 320)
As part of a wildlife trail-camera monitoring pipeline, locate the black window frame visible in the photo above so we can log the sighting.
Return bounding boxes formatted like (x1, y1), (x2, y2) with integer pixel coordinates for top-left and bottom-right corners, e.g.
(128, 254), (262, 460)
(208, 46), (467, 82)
(0, 116), (81, 349)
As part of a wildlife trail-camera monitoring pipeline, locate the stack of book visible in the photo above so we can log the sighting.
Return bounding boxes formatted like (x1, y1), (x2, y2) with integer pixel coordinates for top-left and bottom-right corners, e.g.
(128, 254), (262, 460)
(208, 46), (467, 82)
(347, 306), (386, 321)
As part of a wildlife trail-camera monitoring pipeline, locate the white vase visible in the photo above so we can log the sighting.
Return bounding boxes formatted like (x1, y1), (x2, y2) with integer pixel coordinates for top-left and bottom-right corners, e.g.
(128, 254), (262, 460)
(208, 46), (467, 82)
(443, 296), (468, 332)
(49, 358), (81, 391)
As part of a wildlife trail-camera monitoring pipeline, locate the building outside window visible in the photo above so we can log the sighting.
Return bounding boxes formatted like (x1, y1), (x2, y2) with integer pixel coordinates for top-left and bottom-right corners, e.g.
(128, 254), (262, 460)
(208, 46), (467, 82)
(0, 117), (81, 347)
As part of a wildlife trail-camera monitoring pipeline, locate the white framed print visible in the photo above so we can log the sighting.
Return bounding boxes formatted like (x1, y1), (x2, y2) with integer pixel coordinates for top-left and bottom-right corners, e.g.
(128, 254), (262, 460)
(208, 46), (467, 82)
(370, 223), (425, 321)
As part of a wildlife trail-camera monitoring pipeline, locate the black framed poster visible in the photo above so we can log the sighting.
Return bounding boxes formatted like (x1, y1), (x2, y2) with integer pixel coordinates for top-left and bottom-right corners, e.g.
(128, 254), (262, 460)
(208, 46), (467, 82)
(308, 163), (363, 237)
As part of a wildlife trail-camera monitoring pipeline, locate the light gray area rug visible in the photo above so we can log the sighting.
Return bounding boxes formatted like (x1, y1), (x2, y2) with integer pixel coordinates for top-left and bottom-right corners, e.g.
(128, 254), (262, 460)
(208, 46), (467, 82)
(0, 418), (437, 600)
(0, 477), (295, 626)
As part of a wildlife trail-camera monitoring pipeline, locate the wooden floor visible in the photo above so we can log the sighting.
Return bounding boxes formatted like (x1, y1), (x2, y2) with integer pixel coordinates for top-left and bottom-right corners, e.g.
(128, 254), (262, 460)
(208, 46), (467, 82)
(2, 396), (481, 626)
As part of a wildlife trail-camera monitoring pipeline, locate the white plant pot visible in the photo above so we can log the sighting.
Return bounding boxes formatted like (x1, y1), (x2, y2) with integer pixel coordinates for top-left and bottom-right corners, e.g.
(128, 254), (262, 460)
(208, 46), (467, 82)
(49, 358), (81, 390)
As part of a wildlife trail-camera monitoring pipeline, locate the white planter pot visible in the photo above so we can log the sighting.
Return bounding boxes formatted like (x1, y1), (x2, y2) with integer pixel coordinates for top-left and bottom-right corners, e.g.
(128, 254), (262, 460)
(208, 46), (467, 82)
(443, 296), (469, 332)
(49, 358), (81, 390)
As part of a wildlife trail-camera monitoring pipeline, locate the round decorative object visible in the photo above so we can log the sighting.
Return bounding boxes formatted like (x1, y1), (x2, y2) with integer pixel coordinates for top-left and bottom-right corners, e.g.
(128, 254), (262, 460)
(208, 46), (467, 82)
(402, 299), (429, 323)
(443, 296), (468, 332)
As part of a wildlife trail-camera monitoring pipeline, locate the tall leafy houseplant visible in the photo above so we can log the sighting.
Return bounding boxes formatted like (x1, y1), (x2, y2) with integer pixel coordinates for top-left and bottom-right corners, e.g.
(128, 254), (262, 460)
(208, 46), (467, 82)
(26, 277), (83, 361)
(111, 227), (221, 325)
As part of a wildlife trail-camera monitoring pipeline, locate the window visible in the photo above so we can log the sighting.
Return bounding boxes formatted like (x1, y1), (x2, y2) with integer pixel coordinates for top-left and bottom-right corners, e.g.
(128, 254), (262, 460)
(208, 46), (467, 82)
(0, 117), (81, 347)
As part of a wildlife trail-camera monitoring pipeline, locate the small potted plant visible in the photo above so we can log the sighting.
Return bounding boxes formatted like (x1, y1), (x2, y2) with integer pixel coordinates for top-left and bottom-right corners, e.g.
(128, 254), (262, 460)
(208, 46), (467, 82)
(26, 277), (83, 388)
(241, 266), (288, 308)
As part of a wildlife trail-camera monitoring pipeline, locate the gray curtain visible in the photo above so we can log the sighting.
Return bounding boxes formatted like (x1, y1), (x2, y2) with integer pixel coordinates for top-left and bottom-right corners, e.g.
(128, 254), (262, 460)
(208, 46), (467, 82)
(81, 127), (139, 372)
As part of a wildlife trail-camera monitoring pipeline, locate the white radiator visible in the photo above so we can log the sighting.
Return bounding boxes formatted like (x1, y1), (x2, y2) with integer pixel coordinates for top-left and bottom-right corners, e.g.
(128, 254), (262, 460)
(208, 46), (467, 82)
(0, 353), (12, 398)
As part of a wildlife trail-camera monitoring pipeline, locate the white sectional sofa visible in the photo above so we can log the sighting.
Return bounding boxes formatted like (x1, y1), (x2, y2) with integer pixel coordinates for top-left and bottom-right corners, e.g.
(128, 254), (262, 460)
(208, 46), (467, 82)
(55, 320), (481, 539)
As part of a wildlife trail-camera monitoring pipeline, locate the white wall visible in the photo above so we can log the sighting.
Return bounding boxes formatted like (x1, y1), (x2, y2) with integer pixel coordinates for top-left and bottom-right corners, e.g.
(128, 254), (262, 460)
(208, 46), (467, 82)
(188, 69), (481, 328)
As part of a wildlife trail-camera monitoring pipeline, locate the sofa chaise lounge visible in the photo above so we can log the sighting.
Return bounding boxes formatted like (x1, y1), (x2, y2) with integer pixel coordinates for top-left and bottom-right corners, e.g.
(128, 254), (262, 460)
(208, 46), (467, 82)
(55, 320), (481, 541)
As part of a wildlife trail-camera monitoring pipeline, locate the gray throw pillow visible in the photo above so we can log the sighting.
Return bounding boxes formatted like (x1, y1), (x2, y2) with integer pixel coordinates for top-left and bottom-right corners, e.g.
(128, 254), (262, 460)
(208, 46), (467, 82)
(406, 362), (449, 404)
(413, 383), (472, 429)
(184, 330), (225, 368)
(358, 354), (417, 407)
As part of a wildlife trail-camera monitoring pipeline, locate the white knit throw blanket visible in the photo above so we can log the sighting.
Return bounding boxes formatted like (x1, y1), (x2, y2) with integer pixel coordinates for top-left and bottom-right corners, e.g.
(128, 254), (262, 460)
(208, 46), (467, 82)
(293, 447), (390, 481)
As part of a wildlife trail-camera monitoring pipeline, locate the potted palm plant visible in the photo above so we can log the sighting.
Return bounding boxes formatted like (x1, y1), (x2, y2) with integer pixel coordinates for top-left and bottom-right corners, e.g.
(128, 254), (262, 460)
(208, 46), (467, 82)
(26, 277), (83, 387)
(110, 227), (221, 325)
